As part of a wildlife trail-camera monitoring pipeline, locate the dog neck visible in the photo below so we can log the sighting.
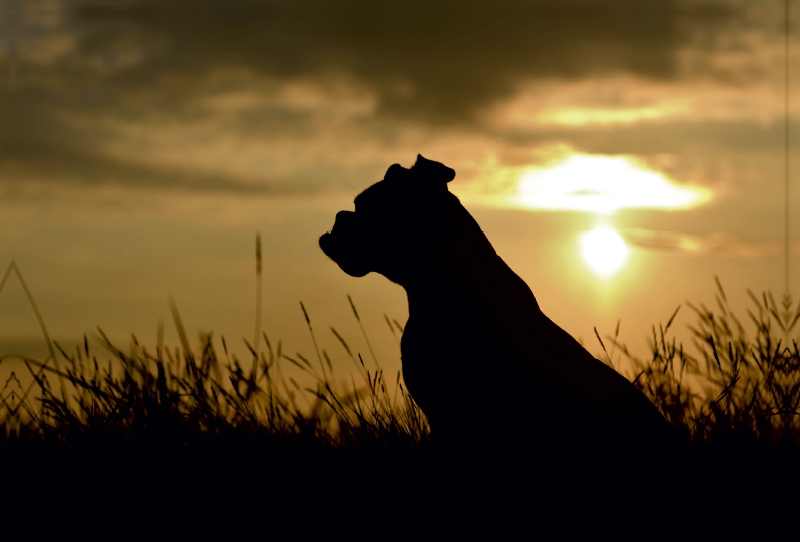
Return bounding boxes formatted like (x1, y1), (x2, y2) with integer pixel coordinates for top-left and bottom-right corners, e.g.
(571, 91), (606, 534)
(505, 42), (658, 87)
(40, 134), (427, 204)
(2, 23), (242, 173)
(399, 206), (509, 311)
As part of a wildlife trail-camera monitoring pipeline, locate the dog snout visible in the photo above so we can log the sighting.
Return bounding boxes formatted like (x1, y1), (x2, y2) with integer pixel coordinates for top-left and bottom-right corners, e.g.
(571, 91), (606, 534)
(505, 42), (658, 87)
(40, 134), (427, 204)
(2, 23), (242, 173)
(320, 210), (357, 259)
(331, 211), (358, 237)
(331, 210), (357, 235)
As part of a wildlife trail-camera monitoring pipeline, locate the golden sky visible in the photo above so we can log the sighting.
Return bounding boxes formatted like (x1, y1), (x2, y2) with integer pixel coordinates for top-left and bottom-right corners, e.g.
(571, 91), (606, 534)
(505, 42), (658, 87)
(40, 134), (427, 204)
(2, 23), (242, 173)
(1, 0), (798, 380)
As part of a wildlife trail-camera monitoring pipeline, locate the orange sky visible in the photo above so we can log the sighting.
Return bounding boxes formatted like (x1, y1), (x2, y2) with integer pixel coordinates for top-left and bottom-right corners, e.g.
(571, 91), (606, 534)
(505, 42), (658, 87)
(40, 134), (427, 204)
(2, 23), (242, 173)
(1, 0), (798, 385)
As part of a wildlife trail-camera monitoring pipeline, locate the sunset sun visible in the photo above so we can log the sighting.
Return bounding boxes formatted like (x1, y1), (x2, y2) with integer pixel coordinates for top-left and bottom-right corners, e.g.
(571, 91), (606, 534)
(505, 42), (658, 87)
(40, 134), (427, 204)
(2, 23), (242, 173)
(580, 226), (629, 277)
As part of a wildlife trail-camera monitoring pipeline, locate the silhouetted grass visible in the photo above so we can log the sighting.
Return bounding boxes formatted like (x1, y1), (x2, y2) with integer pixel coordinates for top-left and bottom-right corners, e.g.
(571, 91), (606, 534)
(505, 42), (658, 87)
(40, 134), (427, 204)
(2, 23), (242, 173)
(4, 280), (800, 453)
(2, 282), (800, 529)
(597, 278), (800, 450)
(0, 298), (429, 457)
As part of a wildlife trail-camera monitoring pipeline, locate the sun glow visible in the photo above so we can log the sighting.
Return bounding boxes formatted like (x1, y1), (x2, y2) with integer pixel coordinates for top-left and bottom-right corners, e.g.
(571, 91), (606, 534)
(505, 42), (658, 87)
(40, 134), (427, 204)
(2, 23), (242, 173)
(580, 227), (628, 277)
(512, 154), (711, 214)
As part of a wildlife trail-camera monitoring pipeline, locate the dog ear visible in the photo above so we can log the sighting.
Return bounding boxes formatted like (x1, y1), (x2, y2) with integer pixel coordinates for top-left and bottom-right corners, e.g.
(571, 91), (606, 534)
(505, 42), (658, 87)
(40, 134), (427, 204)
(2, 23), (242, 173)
(413, 155), (456, 184)
(383, 163), (409, 183)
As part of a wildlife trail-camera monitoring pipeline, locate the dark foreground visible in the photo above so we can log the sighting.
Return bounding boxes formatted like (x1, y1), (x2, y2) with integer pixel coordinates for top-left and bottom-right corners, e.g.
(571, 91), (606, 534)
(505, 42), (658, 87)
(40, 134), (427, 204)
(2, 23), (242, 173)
(3, 433), (798, 535)
(3, 283), (800, 531)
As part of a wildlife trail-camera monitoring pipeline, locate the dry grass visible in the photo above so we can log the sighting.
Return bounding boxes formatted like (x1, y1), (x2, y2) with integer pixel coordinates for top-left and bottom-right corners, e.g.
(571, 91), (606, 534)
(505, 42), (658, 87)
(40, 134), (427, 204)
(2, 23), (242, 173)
(0, 298), (429, 455)
(598, 278), (800, 449)
(3, 278), (800, 457)
(3, 279), (800, 523)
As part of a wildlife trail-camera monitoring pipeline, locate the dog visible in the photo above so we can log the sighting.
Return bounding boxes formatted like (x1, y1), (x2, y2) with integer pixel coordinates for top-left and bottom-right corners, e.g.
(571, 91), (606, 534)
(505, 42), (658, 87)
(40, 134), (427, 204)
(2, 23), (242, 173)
(320, 155), (676, 458)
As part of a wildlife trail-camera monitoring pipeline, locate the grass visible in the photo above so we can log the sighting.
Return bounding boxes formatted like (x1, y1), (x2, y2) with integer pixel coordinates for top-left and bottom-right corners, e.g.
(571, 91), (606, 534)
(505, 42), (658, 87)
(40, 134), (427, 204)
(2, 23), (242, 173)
(4, 276), (800, 521)
(3, 278), (800, 451)
(0, 296), (429, 455)
(0, 281), (800, 535)
(602, 278), (800, 448)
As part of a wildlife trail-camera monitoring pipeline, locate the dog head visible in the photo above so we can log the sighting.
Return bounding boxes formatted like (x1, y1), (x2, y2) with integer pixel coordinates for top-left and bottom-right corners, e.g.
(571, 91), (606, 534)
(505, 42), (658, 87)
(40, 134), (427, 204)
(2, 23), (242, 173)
(319, 155), (456, 284)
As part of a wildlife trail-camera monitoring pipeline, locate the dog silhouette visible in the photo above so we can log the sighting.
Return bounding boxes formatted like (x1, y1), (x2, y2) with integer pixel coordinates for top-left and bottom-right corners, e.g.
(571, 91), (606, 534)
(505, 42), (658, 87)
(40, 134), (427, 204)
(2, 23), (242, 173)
(320, 155), (675, 457)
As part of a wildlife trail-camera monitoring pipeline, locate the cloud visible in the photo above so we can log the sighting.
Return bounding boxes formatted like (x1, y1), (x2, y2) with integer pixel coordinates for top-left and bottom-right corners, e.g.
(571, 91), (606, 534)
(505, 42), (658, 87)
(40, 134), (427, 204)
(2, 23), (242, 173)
(8, 0), (788, 203)
(0, 148), (314, 199)
(621, 228), (786, 257)
(508, 153), (712, 213)
(481, 75), (789, 131)
(59, 0), (737, 123)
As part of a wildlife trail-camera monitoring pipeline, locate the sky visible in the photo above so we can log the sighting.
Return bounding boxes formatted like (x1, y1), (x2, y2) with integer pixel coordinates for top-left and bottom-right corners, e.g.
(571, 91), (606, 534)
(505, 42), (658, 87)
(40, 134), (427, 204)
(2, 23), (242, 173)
(1, 0), (798, 387)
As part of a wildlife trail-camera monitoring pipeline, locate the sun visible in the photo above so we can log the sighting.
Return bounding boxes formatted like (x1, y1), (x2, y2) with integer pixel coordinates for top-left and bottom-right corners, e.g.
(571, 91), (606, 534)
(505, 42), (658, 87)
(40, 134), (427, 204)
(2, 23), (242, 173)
(580, 226), (628, 277)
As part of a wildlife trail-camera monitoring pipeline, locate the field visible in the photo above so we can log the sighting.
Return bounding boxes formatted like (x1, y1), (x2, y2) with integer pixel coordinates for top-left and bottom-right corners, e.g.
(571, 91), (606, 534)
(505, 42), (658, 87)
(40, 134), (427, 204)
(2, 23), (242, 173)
(2, 277), (800, 524)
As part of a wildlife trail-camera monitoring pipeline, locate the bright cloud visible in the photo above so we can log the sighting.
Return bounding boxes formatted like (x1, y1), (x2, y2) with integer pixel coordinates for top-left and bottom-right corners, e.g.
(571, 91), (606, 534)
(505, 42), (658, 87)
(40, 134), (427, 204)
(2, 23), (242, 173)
(482, 75), (789, 131)
(510, 154), (712, 214)
(535, 104), (690, 126)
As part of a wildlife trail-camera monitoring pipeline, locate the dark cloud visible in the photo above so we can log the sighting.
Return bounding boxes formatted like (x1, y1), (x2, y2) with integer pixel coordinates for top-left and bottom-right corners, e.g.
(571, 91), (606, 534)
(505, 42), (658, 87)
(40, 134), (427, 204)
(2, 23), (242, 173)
(0, 0), (751, 196)
(0, 147), (309, 198)
(70, 0), (735, 122)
